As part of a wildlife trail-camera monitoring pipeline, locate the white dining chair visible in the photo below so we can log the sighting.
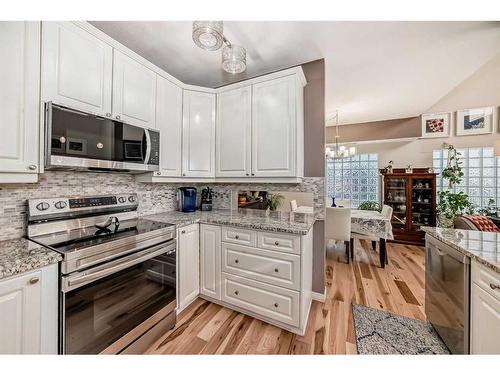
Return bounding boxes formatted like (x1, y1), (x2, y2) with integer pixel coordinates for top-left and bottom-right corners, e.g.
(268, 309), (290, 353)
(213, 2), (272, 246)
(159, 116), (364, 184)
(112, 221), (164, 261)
(351, 204), (392, 264)
(290, 199), (298, 212)
(326, 207), (352, 264)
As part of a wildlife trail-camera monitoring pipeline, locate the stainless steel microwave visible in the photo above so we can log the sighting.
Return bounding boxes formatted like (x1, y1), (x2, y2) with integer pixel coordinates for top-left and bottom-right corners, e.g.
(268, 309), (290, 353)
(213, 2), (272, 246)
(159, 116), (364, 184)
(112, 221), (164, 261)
(44, 102), (160, 173)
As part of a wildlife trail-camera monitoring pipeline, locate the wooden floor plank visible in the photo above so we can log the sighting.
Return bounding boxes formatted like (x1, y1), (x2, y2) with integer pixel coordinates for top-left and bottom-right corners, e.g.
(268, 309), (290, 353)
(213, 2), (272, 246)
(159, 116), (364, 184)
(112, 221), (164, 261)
(144, 239), (426, 355)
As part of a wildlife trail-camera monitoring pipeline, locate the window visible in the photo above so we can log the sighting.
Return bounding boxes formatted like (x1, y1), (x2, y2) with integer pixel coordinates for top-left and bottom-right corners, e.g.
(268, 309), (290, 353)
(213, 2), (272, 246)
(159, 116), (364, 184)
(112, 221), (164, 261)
(433, 147), (498, 209)
(326, 153), (379, 208)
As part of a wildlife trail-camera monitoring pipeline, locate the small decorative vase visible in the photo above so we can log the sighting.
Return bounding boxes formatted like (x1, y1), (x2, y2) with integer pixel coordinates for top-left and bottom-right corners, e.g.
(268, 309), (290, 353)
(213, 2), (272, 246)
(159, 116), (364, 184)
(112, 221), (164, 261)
(331, 197), (336, 207)
(265, 207), (271, 216)
(437, 214), (454, 228)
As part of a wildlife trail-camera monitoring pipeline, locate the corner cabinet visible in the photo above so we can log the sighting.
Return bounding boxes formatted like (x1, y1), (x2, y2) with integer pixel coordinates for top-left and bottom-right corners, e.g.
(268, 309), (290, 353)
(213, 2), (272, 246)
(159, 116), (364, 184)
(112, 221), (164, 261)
(112, 50), (157, 128)
(182, 90), (216, 178)
(0, 22), (41, 183)
(41, 21), (113, 117)
(0, 264), (58, 354)
(177, 224), (200, 312)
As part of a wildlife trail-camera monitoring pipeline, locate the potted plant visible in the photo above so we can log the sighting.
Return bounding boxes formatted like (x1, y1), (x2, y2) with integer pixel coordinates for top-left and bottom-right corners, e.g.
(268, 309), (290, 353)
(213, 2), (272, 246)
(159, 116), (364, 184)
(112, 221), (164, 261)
(358, 201), (381, 212)
(266, 193), (285, 214)
(437, 143), (470, 227)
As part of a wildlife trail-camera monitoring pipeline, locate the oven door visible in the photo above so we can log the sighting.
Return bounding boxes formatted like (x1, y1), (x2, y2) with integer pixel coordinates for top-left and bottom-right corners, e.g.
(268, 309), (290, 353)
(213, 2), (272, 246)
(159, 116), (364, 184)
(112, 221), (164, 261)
(61, 241), (176, 354)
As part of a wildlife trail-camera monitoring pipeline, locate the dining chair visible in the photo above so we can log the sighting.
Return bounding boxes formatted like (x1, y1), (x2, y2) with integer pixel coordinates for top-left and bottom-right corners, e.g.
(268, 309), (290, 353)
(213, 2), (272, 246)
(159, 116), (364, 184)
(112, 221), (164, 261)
(350, 204), (392, 264)
(290, 199), (298, 212)
(326, 207), (352, 264)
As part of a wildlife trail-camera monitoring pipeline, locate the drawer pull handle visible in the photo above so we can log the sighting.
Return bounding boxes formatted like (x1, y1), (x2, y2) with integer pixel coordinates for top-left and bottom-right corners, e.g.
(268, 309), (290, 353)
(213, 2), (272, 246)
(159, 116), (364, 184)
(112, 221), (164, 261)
(274, 241), (279, 246)
(274, 268), (279, 273)
(235, 235), (239, 239)
(235, 259), (239, 264)
(274, 303), (279, 308)
(490, 283), (500, 290)
(181, 230), (186, 234)
(234, 290), (239, 295)
(29, 277), (39, 285)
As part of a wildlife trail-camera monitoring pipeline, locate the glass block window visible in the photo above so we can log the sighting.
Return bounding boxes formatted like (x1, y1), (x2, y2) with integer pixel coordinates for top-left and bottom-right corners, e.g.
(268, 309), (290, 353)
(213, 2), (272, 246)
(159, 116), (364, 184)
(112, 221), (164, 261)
(326, 153), (379, 208)
(433, 147), (498, 209)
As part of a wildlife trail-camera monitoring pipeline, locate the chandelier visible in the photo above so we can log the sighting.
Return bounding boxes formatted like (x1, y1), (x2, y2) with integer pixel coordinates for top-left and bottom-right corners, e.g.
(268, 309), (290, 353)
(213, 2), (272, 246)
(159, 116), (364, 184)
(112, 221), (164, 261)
(325, 111), (356, 159)
(192, 21), (247, 74)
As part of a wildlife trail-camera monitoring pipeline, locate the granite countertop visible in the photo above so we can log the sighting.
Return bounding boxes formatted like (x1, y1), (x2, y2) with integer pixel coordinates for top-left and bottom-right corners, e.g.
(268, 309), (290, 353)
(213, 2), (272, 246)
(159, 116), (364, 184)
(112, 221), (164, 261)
(144, 208), (318, 235)
(0, 238), (62, 281)
(422, 226), (500, 274)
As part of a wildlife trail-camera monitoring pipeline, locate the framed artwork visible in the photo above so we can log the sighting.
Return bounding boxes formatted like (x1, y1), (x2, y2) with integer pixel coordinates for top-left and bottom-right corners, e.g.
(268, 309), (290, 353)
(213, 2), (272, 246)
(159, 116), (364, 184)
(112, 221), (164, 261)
(421, 112), (451, 138)
(456, 107), (495, 136)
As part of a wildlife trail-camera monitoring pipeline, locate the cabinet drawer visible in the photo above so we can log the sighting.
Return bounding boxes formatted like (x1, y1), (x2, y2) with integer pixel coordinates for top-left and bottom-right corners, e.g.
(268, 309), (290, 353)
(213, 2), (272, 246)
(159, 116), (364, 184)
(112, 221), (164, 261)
(222, 243), (300, 290)
(257, 232), (300, 254)
(222, 226), (257, 247)
(472, 261), (500, 301)
(221, 273), (300, 327)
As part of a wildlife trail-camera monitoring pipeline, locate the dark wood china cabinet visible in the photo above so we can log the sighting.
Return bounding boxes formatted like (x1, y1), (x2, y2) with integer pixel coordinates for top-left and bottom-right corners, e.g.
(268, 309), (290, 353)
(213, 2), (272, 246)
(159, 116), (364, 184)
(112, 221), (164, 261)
(380, 168), (437, 245)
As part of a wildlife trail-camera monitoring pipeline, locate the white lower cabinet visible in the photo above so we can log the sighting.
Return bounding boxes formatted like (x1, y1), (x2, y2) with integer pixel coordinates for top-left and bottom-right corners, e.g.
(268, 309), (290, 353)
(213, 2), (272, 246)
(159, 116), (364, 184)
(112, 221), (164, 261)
(200, 224), (221, 300)
(177, 224), (200, 312)
(471, 261), (500, 354)
(0, 264), (58, 354)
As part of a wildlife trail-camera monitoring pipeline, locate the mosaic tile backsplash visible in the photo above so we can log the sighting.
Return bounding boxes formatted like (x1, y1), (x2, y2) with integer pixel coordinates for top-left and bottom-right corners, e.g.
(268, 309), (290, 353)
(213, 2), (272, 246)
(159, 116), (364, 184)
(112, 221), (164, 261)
(0, 171), (324, 241)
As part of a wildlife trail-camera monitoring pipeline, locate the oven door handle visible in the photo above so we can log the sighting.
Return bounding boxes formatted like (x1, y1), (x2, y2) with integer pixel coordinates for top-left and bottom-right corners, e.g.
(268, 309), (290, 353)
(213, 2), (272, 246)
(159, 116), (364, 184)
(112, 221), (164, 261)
(62, 241), (176, 292)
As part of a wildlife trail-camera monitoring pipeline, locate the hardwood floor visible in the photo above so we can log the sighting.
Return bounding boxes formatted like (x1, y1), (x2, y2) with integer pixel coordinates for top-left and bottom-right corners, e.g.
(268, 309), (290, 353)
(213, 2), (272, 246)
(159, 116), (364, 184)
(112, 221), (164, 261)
(145, 239), (426, 354)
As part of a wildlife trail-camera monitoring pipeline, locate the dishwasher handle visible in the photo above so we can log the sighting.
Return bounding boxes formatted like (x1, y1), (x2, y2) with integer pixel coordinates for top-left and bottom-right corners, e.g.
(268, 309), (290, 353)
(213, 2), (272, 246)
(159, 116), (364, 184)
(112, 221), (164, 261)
(428, 239), (469, 264)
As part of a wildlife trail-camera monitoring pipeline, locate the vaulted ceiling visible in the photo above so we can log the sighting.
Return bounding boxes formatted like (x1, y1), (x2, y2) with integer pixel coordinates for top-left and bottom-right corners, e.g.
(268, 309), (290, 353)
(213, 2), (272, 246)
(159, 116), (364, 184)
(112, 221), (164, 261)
(91, 21), (500, 125)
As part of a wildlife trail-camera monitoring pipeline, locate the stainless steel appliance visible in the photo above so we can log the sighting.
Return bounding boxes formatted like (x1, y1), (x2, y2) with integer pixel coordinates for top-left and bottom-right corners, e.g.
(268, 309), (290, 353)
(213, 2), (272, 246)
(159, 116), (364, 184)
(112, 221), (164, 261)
(44, 102), (160, 173)
(27, 194), (176, 354)
(425, 234), (470, 354)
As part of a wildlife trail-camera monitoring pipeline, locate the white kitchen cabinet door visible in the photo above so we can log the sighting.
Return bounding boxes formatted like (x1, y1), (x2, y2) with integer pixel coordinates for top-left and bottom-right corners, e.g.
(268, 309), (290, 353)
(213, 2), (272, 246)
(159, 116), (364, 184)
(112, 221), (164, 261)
(112, 50), (156, 128)
(252, 75), (297, 177)
(178, 224), (200, 311)
(0, 22), (40, 178)
(182, 90), (216, 177)
(156, 75), (183, 176)
(216, 86), (252, 177)
(41, 21), (113, 116)
(0, 264), (58, 354)
(471, 283), (500, 354)
(200, 224), (222, 300)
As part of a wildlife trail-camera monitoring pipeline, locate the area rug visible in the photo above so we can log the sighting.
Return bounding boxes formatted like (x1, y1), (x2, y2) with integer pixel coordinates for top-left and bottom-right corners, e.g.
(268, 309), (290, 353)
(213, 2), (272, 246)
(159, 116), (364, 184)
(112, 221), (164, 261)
(352, 304), (450, 354)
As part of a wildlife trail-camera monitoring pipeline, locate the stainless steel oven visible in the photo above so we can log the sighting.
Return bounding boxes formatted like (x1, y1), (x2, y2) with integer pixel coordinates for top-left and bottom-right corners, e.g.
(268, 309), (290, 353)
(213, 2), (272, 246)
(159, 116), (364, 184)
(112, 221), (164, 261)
(27, 194), (176, 354)
(44, 102), (160, 173)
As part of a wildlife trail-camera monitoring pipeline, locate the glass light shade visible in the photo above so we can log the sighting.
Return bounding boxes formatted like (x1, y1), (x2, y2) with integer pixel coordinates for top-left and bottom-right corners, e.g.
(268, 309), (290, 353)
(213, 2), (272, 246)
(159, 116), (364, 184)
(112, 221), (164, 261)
(349, 146), (356, 155)
(222, 44), (246, 74)
(192, 21), (224, 51)
(339, 145), (346, 152)
(325, 147), (332, 155)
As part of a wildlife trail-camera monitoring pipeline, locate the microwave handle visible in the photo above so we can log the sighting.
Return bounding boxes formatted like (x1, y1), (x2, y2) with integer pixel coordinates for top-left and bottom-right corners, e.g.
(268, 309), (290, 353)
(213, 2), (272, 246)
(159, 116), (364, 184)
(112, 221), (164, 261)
(44, 101), (53, 168)
(144, 129), (152, 164)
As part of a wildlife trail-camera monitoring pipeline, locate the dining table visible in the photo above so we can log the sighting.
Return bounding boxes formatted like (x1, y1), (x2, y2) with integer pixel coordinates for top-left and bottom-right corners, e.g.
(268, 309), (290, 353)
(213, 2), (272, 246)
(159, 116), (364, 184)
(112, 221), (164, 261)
(350, 209), (394, 268)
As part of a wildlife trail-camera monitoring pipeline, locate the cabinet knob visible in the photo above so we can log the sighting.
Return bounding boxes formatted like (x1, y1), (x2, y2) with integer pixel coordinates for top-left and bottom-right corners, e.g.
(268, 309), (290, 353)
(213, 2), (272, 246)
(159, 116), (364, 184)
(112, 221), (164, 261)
(234, 290), (239, 295)
(274, 241), (279, 246)
(274, 303), (279, 308)
(251, 173), (255, 176)
(29, 277), (39, 285)
(490, 283), (500, 290)
(181, 230), (186, 234)
(274, 268), (279, 273)
(28, 165), (37, 171)
(235, 235), (239, 239)
(246, 173), (249, 176)
(115, 115), (121, 120)
(105, 112), (111, 117)
(235, 259), (239, 264)
(182, 173), (186, 176)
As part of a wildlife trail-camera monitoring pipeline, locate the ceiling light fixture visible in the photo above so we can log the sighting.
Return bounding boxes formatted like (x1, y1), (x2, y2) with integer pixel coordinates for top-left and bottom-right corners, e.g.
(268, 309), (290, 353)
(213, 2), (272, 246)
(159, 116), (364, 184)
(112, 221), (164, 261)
(325, 111), (356, 159)
(192, 21), (247, 74)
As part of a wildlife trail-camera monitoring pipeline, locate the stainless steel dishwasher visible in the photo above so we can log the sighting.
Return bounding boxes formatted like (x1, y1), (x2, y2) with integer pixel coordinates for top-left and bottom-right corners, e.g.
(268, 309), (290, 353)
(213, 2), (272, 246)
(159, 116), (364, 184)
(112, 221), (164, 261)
(425, 234), (470, 354)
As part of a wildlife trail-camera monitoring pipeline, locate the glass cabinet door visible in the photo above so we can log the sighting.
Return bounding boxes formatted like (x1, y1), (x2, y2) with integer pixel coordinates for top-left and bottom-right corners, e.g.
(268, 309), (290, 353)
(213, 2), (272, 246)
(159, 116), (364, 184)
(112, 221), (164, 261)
(384, 177), (407, 230)
(411, 177), (434, 230)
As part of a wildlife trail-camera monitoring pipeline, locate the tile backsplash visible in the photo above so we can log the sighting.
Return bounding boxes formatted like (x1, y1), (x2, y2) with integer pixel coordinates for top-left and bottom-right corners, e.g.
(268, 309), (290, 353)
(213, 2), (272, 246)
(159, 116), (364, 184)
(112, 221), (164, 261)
(0, 171), (324, 241)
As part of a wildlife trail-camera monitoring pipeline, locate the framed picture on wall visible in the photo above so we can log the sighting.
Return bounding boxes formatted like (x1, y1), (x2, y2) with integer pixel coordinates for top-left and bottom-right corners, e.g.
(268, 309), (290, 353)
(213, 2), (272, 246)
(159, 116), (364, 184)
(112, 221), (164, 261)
(421, 112), (451, 138)
(456, 107), (495, 136)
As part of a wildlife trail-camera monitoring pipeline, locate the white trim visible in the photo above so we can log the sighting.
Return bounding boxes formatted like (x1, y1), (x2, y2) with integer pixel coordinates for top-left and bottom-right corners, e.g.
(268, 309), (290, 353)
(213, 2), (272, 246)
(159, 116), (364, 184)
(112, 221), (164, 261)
(312, 289), (326, 303)
(135, 175), (303, 184)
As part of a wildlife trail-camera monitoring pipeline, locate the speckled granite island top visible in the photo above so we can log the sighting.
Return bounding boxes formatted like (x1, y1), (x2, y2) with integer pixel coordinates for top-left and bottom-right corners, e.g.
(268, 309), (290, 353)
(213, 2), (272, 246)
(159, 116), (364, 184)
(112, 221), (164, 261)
(422, 226), (500, 274)
(0, 238), (62, 281)
(144, 209), (317, 235)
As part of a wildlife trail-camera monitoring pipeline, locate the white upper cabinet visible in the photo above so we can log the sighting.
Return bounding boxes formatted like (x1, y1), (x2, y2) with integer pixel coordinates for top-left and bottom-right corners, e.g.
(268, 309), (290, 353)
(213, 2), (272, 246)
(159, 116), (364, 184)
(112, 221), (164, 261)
(182, 90), (216, 177)
(252, 75), (298, 177)
(0, 22), (40, 180)
(41, 22), (113, 116)
(216, 86), (252, 177)
(156, 75), (183, 176)
(112, 50), (157, 128)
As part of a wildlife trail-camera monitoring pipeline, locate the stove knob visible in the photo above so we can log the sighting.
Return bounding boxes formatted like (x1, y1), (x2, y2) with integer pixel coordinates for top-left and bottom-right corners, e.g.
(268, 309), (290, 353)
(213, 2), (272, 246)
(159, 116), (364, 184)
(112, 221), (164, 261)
(54, 201), (67, 209)
(128, 196), (136, 203)
(118, 197), (126, 203)
(36, 202), (50, 211)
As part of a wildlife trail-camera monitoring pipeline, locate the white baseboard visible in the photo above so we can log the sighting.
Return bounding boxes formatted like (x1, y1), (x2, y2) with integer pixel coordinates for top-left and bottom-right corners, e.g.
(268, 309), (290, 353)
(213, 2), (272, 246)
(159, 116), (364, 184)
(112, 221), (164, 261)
(311, 288), (326, 303)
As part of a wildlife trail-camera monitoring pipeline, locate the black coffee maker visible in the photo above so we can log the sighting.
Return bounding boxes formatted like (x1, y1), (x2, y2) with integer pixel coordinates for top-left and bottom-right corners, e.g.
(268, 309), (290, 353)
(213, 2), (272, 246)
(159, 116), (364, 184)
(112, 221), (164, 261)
(200, 187), (213, 211)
